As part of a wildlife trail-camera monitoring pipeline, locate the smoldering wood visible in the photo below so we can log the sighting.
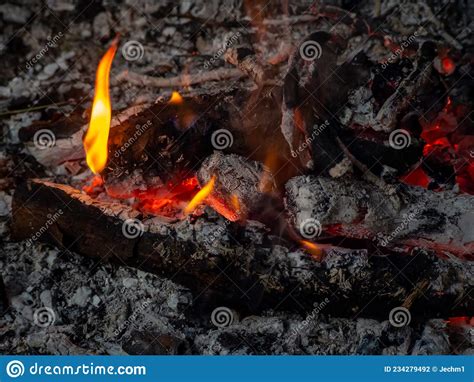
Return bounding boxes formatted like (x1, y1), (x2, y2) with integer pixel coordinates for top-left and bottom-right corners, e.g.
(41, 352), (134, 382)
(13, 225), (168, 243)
(196, 152), (289, 237)
(79, 89), (297, 192)
(285, 175), (474, 258)
(3, 0), (473, 357)
(280, 32), (430, 177)
(17, 86), (295, 187)
(12, 179), (473, 319)
(196, 152), (278, 221)
(18, 33), (432, 187)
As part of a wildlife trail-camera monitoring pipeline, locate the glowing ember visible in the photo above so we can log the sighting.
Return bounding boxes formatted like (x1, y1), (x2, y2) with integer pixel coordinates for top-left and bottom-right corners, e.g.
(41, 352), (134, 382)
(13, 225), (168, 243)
(83, 38), (118, 174)
(168, 91), (183, 105)
(446, 316), (474, 327)
(300, 240), (323, 260)
(133, 177), (199, 216)
(400, 167), (431, 189)
(82, 175), (104, 194)
(441, 57), (455, 75)
(184, 176), (216, 215)
(206, 194), (240, 222)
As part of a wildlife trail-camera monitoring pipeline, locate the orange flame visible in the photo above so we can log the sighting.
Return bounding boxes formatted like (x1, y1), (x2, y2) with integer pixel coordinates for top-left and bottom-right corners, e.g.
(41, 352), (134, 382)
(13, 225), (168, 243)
(184, 176), (216, 215)
(83, 39), (118, 174)
(168, 91), (183, 105)
(230, 194), (240, 213)
(301, 240), (323, 260)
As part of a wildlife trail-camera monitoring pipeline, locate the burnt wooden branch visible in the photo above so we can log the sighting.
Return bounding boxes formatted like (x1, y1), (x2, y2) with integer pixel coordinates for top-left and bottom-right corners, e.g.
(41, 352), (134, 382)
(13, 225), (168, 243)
(11, 179), (473, 319)
(115, 68), (244, 88)
(224, 46), (279, 87)
(285, 175), (474, 258)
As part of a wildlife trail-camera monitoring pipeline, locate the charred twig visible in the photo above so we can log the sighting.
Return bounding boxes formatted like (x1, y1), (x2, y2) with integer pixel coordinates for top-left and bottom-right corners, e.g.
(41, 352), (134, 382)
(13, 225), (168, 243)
(116, 68), (244, 88)
(224, 47), (280, 87)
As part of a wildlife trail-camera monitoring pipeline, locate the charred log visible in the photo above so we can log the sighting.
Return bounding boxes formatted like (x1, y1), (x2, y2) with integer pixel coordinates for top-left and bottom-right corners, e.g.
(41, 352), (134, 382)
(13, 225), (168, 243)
(12, 179), (473, 319)
(285, 175), (474, 258)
